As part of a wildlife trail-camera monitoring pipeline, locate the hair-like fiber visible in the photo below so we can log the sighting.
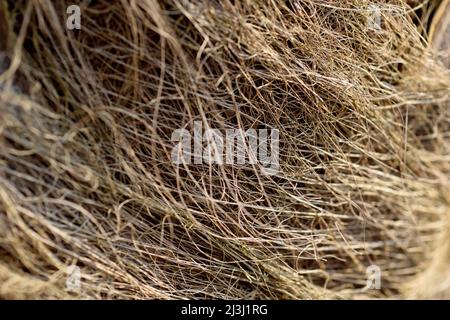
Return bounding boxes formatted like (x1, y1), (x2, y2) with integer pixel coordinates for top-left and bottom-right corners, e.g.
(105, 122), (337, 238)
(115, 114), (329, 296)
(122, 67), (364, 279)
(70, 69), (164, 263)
(0, 0), (449, 299)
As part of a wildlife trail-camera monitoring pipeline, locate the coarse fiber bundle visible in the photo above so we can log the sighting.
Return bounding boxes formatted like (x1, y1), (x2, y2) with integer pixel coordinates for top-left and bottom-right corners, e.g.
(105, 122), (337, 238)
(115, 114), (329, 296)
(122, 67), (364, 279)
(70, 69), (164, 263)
(0, 0), (449, 299)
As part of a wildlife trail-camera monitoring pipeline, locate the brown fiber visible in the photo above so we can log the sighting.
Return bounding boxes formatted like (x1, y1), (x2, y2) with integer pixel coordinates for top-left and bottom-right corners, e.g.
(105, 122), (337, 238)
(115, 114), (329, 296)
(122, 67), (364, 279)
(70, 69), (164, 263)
(0, 0), (449, 299)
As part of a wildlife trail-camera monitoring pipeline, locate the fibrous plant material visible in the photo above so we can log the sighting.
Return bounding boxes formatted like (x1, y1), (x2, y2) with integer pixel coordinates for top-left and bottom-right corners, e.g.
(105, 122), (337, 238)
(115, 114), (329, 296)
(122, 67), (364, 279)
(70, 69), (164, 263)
(0, 0), (449, 299)
(429, 0), (450, 68)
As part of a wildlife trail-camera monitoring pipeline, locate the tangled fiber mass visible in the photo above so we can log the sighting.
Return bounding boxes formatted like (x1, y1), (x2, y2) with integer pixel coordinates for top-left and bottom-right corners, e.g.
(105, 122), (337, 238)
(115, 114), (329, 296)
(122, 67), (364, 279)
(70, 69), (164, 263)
(0, 0), (449, 299)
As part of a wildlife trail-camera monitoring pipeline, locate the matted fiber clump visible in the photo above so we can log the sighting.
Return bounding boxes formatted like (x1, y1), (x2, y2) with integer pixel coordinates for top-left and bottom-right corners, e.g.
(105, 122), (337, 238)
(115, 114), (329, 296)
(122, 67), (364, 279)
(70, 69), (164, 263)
(0, 0), (449, 299)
